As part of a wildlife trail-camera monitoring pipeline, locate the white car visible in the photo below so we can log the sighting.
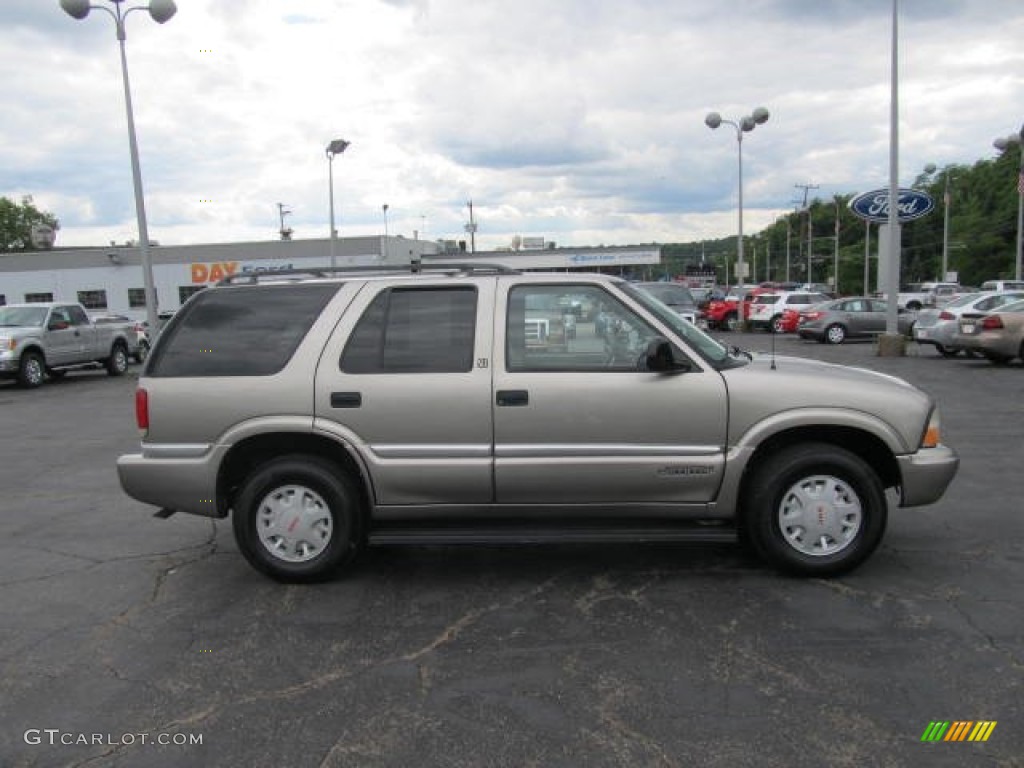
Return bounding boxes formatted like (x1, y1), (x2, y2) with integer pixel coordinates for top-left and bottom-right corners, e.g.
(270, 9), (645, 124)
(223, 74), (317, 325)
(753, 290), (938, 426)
(748, 291), (830, 333)
(913, 290), (1024, 357)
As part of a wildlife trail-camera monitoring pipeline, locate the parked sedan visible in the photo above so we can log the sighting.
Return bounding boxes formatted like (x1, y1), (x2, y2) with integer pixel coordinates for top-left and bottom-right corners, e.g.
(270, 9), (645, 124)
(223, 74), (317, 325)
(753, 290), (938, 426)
(953, 298), (1024, 364)
(913, 291), (1024, 357)
(797, 297), (914, 344)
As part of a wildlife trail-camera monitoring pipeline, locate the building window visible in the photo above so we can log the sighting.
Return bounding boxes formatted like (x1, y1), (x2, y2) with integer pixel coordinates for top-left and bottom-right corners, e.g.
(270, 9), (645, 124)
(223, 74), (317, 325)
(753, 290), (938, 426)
(77, 290), (109, 310)
(128, 288), (153, 308)
(178, 285), (206, 305)
(0, 295), (5, 306)
(25, 292), (53, 303)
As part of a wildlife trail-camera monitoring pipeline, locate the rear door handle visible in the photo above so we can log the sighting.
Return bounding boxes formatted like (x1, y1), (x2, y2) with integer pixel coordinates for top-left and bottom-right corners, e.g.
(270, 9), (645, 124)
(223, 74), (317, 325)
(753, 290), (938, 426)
(330, 392), (362, 408)
(496, 390), (529, 407)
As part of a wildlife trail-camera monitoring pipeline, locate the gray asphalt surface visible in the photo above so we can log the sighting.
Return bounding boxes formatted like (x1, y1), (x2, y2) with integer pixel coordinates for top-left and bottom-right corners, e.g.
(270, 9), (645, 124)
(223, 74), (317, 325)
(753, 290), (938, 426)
(1, 336), (1021, 768)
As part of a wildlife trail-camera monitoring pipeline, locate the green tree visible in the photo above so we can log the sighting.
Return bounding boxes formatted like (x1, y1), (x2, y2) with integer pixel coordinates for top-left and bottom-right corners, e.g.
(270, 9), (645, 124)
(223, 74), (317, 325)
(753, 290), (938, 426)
(0, 195), (60, 251)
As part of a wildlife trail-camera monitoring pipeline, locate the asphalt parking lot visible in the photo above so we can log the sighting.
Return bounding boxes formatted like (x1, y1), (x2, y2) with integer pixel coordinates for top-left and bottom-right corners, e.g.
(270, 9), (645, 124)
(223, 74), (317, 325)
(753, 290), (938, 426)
(1, 337), (1022, 768)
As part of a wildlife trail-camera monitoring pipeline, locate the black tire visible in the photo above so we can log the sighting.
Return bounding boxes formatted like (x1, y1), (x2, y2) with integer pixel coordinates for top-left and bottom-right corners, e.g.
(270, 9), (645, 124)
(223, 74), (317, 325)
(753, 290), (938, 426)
(106, 343), (129, 376)
(232, 455), (362, 583)
(724, 312), (739, 332)
(937, 345), (959, 358)
(134, 341), (150, 364)
(742, 443), (887, 577)
(18, 352), (46, 388)
(824, 324), (846, 345)
(771, 315), (785, 334)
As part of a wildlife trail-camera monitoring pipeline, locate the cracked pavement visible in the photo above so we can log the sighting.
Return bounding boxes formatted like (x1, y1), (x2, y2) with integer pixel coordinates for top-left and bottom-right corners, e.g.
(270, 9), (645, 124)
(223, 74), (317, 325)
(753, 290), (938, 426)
(1, 338), (1021, 767)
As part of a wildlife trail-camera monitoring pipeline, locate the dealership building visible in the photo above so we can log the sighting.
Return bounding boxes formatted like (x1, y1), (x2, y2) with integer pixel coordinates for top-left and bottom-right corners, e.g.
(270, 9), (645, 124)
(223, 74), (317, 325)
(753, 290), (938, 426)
(0, 237), (661, 318)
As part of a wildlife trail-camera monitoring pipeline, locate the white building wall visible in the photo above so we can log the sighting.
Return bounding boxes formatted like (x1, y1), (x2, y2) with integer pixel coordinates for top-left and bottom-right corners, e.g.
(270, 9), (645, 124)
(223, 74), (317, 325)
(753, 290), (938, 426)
(0, 239), (661, 318)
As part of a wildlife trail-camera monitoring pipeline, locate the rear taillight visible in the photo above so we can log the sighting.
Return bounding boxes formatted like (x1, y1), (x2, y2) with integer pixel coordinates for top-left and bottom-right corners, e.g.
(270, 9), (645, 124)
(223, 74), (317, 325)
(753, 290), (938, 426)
(135, 388), (149, 432)
(981, 316), (1004, 330)
(939, 311), (955, 320)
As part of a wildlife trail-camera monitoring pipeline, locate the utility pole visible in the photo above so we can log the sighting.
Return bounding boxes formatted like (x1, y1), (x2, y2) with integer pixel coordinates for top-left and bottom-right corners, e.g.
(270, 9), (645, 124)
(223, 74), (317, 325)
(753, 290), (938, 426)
(795, 183), (818, 283)
(834, 196), (842, 294)
(277, 203), (293, 241)
(465, 199), (477, 253)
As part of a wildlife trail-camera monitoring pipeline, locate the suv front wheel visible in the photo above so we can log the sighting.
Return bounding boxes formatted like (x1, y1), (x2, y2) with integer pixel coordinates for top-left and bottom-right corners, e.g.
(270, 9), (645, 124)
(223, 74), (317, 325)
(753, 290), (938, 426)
(232, 455), (362, 582)
(742, 443), (887, 577)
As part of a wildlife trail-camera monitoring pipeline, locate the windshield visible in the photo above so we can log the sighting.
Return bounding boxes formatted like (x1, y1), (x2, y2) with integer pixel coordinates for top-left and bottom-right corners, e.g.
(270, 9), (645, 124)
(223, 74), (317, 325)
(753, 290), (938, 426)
(0, 306), (48, 327)
(618, 282), (735, 366)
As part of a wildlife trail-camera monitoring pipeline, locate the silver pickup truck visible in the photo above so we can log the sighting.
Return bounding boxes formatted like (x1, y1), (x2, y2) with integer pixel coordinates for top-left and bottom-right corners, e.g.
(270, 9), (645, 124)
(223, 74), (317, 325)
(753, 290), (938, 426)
(0, 302), (134, 388)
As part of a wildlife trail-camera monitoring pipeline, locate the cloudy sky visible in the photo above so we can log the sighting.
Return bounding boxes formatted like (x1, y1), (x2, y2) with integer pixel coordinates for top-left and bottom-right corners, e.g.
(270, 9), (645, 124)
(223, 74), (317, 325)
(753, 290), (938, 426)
(2, 0), (1023, 252)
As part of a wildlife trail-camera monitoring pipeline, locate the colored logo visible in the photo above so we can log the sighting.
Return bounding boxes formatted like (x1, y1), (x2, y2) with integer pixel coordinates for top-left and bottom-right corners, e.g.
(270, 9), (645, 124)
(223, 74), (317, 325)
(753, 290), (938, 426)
(849, 188), (935, 223)
(921, 721), (997, 742)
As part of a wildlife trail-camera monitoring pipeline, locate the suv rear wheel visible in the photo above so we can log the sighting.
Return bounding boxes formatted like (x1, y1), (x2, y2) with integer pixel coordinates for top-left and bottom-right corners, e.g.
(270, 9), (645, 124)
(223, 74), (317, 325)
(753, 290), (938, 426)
(232, 455), (362, 582)
(742, 443), (887, 576)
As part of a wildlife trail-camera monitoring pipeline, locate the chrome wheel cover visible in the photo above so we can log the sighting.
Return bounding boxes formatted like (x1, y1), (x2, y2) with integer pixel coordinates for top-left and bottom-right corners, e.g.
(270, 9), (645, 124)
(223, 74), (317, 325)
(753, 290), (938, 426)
(255, 484), (333, 563)
(826, 325), (845, 344)
(777, 474), (862, 557)
(24, 357), (44, 386)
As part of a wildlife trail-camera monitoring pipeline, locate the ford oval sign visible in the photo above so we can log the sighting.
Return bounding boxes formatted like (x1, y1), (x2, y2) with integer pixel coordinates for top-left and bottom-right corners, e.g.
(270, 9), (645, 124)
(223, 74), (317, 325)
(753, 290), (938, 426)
(849, 188), (935, 224)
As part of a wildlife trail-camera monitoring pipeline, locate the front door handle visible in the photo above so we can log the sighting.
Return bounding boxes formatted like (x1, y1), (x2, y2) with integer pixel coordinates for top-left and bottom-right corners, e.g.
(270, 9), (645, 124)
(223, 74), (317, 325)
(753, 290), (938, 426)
(496, 390), (529, 407)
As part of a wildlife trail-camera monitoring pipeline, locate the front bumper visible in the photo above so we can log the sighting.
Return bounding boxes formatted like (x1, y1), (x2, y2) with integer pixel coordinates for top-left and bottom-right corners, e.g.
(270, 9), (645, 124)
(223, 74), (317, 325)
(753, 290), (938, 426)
(896, 444), (959, 507)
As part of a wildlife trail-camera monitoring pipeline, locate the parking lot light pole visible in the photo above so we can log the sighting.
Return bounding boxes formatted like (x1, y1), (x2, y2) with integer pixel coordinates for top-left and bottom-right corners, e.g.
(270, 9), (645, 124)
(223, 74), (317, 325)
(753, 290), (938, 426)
(924, 163), (955, 280)
(60, 0), (176, 334)
(993, 125), (1024, 281)
(705, 107), (770, 290)
(326, 138), (350, 270)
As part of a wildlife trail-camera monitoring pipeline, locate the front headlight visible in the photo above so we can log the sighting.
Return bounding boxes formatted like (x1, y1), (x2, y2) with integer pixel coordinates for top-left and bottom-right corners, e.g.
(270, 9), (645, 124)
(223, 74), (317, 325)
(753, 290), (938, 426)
(921, 409), (942, 449)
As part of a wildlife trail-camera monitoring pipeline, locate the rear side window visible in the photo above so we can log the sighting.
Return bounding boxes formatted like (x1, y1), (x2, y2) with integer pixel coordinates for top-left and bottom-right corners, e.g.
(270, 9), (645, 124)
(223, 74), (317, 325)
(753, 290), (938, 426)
(341, 287), (477, 373)
(148, 284), (338, 377)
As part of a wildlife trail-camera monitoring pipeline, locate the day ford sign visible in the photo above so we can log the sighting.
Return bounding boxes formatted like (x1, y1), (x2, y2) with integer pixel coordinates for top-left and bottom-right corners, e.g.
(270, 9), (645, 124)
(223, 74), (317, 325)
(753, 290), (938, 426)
(849, 188), (935, 224)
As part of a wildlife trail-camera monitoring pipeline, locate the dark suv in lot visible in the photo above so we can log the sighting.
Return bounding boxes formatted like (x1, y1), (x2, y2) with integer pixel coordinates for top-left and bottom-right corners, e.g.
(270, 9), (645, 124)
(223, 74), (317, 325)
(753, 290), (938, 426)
(118, 264), (958, 582)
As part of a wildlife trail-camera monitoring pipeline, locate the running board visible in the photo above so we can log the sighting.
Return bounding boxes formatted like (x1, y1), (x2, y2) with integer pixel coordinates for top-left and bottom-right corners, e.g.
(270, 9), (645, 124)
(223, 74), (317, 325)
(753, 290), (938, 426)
(368, 524), (738, 546)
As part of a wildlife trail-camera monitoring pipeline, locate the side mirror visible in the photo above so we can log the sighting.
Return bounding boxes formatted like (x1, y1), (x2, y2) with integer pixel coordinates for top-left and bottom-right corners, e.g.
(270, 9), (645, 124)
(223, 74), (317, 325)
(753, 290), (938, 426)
(645, 338), (690, 373)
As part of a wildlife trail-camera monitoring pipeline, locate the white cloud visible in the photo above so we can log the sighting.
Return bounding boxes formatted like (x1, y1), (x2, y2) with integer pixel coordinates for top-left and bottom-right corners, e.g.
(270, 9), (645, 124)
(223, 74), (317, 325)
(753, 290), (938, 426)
(1, 0), (1022, 251)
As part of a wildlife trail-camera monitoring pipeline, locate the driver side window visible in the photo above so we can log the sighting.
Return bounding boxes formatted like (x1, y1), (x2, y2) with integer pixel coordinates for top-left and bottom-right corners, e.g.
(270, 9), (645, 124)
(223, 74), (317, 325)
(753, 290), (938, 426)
(506, 285), (658, 372)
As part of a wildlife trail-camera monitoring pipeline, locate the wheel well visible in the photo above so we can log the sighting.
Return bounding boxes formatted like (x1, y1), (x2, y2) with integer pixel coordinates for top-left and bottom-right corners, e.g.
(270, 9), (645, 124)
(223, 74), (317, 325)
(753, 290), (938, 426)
(20, 345), (45, 363)
(217, 433), (371, 523)
(739, 427), (900, 505)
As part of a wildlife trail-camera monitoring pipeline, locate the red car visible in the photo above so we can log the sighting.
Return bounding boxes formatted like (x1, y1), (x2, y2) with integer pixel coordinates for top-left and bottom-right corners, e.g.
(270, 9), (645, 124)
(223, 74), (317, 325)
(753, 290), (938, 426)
(778, 307), (802, 333)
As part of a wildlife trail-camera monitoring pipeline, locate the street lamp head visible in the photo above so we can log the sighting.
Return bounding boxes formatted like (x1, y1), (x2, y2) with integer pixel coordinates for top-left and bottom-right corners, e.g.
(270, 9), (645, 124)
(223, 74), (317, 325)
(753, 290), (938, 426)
(148, 0), (177, 24)
(751, 107), (770, 125)
(740, 116), (756, 132)
(923, 163), (937, 174)
(59, 0), (91, 20)
(704, 112), (722, 130)
(326, 138), (350, 157)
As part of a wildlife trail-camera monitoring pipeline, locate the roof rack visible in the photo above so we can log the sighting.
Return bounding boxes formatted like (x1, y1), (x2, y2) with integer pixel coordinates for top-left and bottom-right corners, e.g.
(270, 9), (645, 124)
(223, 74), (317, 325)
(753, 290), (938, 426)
(217, 262), (520, 286)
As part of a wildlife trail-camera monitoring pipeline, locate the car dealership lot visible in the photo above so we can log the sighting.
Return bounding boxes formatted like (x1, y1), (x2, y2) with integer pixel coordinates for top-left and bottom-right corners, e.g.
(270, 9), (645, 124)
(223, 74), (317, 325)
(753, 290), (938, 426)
(1, 340), (1021, 767)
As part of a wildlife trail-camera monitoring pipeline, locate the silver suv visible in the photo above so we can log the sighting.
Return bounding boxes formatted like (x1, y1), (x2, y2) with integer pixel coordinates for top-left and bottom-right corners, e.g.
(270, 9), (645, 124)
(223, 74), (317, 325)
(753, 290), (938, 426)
(117, 265), (958, 582)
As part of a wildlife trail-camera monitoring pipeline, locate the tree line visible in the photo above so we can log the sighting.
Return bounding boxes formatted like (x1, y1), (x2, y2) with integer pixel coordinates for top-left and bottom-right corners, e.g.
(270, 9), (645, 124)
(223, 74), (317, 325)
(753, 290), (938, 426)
(663, 146), (1023, 291)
